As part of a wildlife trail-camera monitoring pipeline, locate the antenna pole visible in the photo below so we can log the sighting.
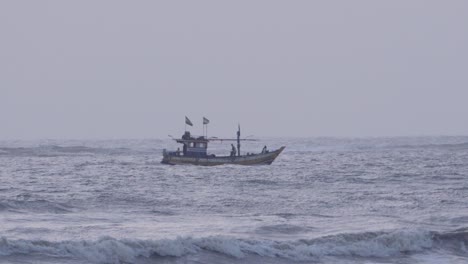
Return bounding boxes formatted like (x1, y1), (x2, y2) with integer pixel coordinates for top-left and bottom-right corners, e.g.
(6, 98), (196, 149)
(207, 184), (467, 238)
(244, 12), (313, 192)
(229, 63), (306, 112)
(237, 124), (241, 156)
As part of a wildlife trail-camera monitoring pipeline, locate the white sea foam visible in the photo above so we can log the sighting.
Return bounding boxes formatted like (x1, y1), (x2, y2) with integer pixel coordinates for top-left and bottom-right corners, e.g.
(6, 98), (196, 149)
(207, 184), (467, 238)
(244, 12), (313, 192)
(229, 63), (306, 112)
(0, 229), (455, 264)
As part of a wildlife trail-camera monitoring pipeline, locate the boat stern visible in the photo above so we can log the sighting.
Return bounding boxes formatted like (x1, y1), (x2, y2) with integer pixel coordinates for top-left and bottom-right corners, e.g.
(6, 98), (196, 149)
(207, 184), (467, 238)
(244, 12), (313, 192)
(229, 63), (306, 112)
(161, 149), (173, 164)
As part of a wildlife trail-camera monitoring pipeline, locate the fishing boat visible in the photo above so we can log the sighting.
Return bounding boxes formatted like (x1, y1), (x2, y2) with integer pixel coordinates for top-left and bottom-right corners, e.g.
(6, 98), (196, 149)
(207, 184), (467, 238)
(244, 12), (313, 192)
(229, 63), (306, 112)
(161, 117), (285, 166)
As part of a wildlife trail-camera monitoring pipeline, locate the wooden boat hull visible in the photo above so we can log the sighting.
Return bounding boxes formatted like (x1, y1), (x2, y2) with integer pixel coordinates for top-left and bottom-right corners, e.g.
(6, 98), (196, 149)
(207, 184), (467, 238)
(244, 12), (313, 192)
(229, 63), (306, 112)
(162, 146), (285, 166)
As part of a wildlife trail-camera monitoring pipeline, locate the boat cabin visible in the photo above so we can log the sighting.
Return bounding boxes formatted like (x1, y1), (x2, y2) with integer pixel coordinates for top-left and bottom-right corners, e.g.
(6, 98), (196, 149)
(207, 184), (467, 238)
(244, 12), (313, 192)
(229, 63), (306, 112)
(174, 131), (209, 157)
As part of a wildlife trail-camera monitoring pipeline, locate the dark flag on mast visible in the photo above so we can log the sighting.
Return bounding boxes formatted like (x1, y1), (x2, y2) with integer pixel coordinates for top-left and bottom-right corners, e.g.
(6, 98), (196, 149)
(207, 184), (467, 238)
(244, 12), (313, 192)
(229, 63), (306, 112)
(185, 116), (193, 126)
(203, 117), (210, 125)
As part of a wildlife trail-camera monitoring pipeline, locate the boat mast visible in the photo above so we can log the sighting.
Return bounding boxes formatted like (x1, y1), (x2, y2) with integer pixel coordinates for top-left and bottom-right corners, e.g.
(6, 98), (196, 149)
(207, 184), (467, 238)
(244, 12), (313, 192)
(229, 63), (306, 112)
(237, 124), (241, 156)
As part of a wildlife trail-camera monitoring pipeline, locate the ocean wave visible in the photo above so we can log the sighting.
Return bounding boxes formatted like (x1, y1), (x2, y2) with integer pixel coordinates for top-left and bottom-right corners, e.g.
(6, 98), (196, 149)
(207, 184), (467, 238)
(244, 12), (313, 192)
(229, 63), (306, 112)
(244, 179), (279, 185)
(0, 145), (130, 157)
(0, 228), (466, 263)
(435, 227), (468, 243)
(75, 159), (136, 168)
(0, 199), (74, 213)
(255, 224), (314, 234)
(391, 142), (468, 150)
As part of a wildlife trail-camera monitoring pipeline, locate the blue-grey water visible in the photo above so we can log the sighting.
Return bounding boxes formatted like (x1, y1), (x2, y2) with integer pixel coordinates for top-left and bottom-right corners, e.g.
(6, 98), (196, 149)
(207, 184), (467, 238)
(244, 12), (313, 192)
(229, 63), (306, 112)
(1, 137), (467, 264)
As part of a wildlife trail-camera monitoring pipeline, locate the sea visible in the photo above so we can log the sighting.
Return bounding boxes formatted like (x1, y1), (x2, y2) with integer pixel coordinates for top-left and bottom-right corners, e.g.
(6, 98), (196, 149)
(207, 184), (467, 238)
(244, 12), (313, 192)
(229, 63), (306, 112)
(0, 137), (467, 264)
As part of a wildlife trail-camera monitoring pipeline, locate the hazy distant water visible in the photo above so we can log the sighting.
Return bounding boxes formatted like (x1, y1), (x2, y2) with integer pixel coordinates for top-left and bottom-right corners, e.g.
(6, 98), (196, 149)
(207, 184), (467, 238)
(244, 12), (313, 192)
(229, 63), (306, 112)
(1, 137), (467, 264)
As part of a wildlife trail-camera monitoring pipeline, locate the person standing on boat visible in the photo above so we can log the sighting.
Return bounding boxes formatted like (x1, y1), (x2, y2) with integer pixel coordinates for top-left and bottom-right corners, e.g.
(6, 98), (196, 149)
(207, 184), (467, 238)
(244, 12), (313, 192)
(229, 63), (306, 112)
(231, 144), (237, 157)
(262, 146), (267, 154)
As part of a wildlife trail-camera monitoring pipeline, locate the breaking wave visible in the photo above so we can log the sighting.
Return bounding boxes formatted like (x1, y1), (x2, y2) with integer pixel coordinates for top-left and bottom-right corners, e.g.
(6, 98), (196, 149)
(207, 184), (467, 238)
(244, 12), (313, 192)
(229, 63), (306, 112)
(0, 229), (466, 263)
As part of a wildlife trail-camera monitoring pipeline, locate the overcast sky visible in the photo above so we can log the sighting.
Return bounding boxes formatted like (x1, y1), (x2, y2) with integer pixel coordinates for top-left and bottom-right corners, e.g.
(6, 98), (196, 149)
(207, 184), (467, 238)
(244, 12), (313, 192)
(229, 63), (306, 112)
(1, 1), (467, 139)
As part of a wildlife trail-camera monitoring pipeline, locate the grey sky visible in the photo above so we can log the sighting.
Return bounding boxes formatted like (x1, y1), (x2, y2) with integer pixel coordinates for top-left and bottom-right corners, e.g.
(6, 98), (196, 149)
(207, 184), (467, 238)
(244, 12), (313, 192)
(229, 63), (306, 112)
(1, 1), (467, 139)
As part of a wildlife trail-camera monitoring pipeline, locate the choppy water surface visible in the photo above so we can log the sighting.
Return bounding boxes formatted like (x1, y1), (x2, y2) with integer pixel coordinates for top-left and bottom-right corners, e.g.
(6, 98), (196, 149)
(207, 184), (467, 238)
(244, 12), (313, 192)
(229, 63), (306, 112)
(1, 137), (467, 264)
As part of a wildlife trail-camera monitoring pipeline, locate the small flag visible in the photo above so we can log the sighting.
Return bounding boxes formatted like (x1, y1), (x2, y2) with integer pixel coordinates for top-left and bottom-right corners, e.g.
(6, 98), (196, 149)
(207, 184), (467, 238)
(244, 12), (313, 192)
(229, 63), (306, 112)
(185, 116), (193, 126)
(203, 117), (210, 125)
